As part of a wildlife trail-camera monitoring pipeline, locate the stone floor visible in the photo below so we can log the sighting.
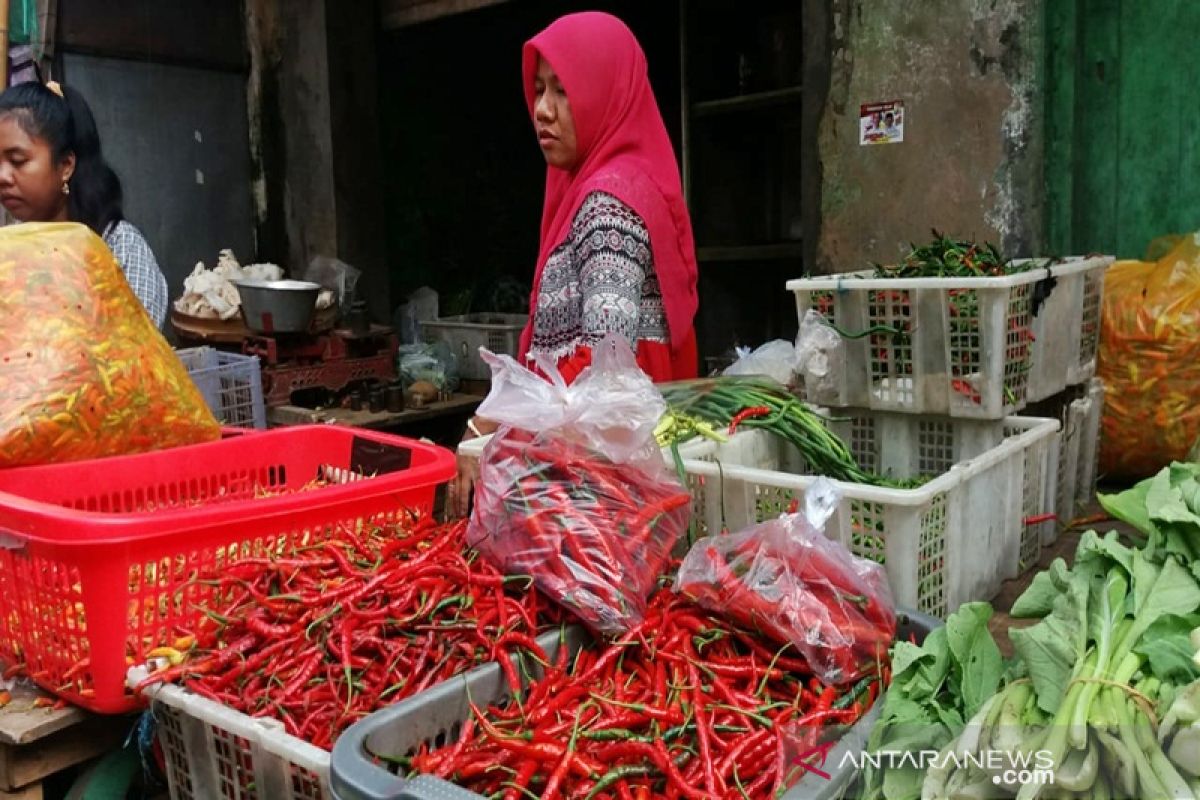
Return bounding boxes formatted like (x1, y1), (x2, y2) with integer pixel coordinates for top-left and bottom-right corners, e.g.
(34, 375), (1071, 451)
(985, 491), (1141, 657)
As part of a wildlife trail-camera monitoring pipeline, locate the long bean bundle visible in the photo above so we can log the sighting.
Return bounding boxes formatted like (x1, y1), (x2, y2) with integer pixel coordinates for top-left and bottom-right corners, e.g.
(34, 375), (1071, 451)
(659, 377), (877, 484)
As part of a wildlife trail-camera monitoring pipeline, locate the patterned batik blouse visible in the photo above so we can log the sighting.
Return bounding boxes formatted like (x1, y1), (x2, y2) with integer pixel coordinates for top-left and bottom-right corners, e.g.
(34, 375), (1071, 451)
(529, 191), (670, 361)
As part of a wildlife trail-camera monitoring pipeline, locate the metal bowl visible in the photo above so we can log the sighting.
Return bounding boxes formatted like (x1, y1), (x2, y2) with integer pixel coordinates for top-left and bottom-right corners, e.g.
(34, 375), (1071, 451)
(233, 279), (321, 334)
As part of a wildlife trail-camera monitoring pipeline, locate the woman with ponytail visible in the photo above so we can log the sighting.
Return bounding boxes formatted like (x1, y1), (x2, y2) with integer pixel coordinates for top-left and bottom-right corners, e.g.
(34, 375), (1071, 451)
(0, 81), (167, 327)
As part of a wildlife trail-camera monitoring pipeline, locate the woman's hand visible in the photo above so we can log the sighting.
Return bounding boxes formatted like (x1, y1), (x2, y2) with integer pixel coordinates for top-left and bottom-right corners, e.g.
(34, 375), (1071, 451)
(446, 416), (497, 519)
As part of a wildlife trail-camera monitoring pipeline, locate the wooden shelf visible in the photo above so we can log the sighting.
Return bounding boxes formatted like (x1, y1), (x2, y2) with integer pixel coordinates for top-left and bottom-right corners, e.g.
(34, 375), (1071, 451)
(268, 393), (483, 430)
(691, 86), (802, 118)
(696, 243), (803, 262)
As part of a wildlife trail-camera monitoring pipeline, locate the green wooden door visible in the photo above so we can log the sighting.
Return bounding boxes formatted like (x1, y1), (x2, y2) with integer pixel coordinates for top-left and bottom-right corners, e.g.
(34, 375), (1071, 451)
(1045, 0), (1200, 259)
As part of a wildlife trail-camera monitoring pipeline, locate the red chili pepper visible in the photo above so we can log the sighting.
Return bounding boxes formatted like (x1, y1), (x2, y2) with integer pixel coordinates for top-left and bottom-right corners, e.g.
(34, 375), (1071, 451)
(500, 759), (538, 800)
(727, 405), (771, 434)
(687, 660), (721, 796)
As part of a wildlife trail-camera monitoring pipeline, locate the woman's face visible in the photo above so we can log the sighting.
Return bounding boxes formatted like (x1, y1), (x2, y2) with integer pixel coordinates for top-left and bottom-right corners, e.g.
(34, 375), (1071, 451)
(533, 56), (578, 171)
(0, 115), (73, 222)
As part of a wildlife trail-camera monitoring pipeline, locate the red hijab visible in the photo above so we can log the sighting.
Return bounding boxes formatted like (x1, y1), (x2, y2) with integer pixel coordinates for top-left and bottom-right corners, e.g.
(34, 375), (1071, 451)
(517, 12), (699, 362)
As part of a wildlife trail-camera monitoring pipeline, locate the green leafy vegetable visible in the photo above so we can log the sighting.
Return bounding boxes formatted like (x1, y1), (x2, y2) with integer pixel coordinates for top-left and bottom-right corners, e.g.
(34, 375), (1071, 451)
(1135, 614), (1200, 683)
(860, 603), (1005, 800)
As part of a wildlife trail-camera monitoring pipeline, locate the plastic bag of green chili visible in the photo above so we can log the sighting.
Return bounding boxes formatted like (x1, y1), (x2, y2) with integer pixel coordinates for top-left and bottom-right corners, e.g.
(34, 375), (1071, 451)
(1098, 233), (1200, 479)
(0, 223), (221, 468)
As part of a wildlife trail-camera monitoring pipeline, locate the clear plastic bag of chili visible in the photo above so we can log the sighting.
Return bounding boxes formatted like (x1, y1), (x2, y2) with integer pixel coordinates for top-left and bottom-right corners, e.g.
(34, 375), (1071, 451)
(467, 334), (690, 635)
(675, 480), (896, 685)
(0, 223), (220, 468)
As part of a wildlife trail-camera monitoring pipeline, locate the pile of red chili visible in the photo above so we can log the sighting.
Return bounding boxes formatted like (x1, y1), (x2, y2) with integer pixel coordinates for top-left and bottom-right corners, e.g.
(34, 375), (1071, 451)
(407, 591), (886, 799)
(138, 518), (559, 749)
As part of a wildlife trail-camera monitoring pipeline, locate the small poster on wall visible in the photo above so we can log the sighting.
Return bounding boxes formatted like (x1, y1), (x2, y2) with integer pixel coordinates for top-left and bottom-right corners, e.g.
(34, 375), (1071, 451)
(860, 100), (904, 145)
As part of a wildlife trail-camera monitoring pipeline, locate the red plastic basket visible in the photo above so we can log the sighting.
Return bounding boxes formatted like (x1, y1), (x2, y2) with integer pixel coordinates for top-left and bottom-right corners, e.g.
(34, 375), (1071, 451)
(0, 425), (455, 713)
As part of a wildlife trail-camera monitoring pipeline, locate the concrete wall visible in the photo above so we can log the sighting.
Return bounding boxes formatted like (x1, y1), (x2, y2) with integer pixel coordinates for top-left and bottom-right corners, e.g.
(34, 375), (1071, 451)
(817, 0), (1044, 273)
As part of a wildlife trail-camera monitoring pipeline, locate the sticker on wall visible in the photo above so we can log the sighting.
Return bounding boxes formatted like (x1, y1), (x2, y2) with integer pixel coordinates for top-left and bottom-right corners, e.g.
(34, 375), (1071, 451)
(860, 100), (904, 145)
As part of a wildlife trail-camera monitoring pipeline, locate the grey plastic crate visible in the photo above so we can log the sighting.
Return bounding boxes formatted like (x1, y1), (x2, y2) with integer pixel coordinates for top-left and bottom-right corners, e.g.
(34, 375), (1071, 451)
(419, 313), (528, 382)
(330, 610), (940, 800)
(331, 625), (588, 800)
(176, 346), (266, 429)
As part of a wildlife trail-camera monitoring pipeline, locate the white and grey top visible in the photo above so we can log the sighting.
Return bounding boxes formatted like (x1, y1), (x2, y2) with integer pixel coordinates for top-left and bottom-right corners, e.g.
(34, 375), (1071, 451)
(103, 220), (168, 329)
(530, 191), (669, 361)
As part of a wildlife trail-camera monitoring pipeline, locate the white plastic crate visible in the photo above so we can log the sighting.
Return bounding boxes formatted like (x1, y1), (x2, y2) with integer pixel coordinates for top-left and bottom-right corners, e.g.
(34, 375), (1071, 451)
(679, 414), (1059, 617)
(176, 346), (267, 429)
(420, 314), (528, 382)
(140, 627), (572, 800)
(144, 682), (331, 800)
(1074, 380), (1104, 511)
(1047, 379), (1105, 528)
(1032, 261), (1109, 392)
(787, 256), (1112, 419)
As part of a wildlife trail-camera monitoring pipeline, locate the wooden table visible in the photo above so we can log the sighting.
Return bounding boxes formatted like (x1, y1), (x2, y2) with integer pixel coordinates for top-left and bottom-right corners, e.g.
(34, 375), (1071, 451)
(267, 393), (483, 432)
(0, 684), (131, 798)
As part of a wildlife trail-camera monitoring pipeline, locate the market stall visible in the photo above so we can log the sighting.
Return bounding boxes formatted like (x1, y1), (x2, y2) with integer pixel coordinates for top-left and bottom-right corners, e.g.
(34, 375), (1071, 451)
(0, 214), (1142, 800)
(7, 203), (1200, 800)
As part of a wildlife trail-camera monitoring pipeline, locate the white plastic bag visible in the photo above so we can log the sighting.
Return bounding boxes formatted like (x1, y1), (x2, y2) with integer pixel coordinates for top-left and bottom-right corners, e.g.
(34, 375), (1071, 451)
(396, 286), (440, 345)
(723, 339), (798, 386)
(478, 333), (667, 470)
(795, 309), (844, 401)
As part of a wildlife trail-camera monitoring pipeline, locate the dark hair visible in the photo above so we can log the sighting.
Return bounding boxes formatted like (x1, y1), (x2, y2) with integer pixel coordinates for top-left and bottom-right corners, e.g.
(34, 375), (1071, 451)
(0, 82), (123, 234)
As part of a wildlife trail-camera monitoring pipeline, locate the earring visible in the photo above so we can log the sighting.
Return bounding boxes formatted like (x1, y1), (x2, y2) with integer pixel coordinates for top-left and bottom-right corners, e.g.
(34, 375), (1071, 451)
(62, 181), (69, 196)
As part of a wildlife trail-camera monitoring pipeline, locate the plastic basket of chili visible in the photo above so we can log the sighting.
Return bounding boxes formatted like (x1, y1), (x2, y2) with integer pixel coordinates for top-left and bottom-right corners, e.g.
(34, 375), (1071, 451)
(680, 413), (1059, 617)
(787, 255), (1112, 419)
(328, 612), (939, 800)
(0, 425), (456, 714)
(176, 346), (267, 430)
(138, 626), (576, 800)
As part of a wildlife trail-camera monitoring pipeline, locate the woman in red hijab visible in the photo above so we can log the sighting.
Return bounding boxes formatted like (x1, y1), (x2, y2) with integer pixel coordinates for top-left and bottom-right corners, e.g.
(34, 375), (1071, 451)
(517, 11), (699, 385)
(450, 12), (699, 517)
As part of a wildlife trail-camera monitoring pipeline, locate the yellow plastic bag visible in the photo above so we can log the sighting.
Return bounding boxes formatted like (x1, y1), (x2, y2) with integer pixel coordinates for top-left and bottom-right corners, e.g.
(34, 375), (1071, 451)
(0, 223), (220, 468)
(1098, 232), (1200, 479)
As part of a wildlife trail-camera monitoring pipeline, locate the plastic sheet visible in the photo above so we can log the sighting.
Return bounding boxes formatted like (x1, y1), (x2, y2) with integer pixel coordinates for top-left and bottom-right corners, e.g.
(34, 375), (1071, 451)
(723, 339), (797, 386)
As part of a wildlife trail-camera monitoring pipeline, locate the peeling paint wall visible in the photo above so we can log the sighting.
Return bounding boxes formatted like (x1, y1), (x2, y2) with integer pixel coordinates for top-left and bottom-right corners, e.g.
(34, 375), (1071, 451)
(817, 0), (1044, 273)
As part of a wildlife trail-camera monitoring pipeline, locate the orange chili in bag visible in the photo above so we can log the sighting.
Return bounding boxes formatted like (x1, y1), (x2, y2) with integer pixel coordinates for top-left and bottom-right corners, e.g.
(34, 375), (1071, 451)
(1098, 233), (1200, 479)
(0, 222), (220, 467)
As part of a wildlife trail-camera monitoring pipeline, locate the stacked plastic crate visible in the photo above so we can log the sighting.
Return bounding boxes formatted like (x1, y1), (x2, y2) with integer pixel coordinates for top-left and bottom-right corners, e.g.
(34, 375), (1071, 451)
(708, 255), (1113, 617)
